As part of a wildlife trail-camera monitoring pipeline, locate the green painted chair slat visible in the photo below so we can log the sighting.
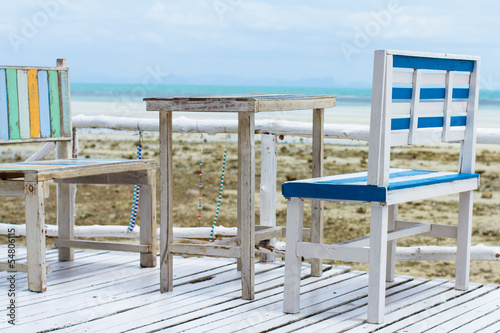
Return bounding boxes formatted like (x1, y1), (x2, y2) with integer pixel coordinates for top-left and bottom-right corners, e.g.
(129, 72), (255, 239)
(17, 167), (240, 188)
(6, 69), (20, 140)
(58, 70), (71, 137)
(0, 70), (8, 140)
(47, 70), (61, 138)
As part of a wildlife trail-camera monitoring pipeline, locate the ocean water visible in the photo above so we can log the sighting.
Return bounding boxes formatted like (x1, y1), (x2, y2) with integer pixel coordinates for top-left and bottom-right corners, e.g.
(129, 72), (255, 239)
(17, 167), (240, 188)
(70, 84), (500, 128)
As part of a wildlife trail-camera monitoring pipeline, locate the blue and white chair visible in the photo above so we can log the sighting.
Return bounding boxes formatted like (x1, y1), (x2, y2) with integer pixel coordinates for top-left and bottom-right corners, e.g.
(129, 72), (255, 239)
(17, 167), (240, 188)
(282, 50), (481, 323)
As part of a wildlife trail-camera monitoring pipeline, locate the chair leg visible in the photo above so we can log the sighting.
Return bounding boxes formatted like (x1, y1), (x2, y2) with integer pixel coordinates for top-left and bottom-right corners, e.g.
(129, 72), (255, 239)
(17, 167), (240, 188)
(139, 169), (157, 267)
(367, 202), (389, 324)
(284, 197), (304, 314)
(25, 181), (47, 292)
(455, 191), (473, 290)
(386, 204), (398, 282)
(57, 183), (75, 261)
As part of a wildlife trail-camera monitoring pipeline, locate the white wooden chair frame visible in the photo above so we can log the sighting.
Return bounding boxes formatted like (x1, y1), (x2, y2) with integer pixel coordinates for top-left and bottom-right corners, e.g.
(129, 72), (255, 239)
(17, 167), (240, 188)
(0, 59), (157, 292)
(282, 50), (480, 323)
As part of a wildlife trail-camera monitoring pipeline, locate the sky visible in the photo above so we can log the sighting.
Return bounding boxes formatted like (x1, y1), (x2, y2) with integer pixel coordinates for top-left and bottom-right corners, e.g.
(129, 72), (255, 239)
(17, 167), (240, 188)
(2, 0), (500, 88)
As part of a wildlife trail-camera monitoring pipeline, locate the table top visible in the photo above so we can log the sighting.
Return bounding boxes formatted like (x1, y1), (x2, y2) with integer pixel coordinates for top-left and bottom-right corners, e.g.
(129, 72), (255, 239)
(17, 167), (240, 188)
(144, 94), (336, 113)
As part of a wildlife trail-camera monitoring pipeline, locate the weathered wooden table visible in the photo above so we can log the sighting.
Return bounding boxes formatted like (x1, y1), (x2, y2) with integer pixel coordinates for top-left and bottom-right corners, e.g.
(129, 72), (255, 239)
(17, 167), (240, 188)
(145, 94), (336, 299)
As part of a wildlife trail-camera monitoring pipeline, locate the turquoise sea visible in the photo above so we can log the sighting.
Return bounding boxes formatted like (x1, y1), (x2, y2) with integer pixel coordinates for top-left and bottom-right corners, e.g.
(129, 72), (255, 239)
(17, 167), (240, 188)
(70, 84), (500, 128)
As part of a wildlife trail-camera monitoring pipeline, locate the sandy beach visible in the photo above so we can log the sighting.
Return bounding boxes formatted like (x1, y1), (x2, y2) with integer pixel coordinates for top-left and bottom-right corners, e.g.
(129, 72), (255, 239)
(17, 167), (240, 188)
(1, 128), (499, 286)
(71, 100), (500, 129)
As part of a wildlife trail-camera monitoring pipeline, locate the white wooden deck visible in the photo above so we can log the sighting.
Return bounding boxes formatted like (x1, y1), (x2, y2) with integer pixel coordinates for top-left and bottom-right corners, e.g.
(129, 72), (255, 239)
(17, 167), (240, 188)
(1, 246), (499, 332)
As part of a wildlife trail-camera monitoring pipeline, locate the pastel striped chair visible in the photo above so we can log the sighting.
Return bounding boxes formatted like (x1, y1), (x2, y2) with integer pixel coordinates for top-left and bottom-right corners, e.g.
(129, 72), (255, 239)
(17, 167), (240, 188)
(282, 50), (480, 323)
(0, 59), (157, 292)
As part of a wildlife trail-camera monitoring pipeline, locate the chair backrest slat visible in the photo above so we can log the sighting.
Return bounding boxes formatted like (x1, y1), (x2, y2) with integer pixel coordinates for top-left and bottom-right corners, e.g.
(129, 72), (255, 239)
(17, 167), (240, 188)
(48, 70), (61, 138)
(442, 71), (454, 142)
(6, 69), (21, 140)
(367, 50), (480, 186)
(17, 69), (31, 139)
(392, 54), (475, 72)
(0, 70), (9, 140)
(0, 59), (71, 144)
(58, 69), (71, 136)
(27, 68), (41, 138)
(38, 70), (51, 138)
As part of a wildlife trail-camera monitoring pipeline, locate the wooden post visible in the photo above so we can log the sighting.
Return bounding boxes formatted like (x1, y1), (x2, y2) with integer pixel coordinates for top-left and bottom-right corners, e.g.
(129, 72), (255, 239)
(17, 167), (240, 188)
(310, 108), (324, 276)
(72, 127), (79, 158)
(56, 141), (75, 261)
(238, 112), (255, 300)
(160, 112), (174, 292)
(140, 168), (157, 267)
(259, 134), (277, 262)
(25, 176), (47, 292)
(56, 58), (75, 262)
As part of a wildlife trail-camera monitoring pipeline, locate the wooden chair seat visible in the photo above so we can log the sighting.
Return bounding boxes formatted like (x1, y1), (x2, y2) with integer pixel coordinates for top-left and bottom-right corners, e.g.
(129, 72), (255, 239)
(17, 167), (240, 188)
(0, 159), (154, 179)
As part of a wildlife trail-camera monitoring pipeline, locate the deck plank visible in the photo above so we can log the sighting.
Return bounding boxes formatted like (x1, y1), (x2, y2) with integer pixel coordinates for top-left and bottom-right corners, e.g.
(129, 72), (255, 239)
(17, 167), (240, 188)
(58, 261), (301, 333)
(5, 258), (238, 331)
(150, 270), (362, 332)
(86, 266), (349, 333)
(274, 278), (434, 333)
(407, 285), (500, 332)
(0, 246), (498, 332)
(475, 318), (500, 333)
(453, 306), (500, 332)
(373, 284), (498, 333)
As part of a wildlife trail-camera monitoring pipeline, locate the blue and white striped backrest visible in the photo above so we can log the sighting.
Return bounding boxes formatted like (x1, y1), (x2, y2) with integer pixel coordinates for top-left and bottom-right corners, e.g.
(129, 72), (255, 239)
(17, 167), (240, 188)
(367, 50), (480, 186)
(384, 50), (480, 146)
(0, 59), (72, 144)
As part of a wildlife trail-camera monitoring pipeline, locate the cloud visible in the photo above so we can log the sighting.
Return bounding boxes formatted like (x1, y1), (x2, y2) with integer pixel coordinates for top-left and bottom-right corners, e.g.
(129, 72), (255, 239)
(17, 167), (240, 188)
(1, 0), (500, 86)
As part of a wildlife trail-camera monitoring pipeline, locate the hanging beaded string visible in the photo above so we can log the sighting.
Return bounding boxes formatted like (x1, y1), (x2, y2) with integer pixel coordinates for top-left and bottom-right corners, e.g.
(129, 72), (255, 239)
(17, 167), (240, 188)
(127, 132), (143, 232)
(198, 134), (204, 227)
(210, 134), (227, 241)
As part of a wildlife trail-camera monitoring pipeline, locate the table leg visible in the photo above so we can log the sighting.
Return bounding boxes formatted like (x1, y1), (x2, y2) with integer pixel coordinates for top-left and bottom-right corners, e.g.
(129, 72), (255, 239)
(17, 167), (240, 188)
(311, 108), (324, 276)
(259, 134), (277, 262)
(25, 179), (47, 292)
(238, 112), (255, 300)
(160, 112), (173, 292)
(140, 168), (157, 267)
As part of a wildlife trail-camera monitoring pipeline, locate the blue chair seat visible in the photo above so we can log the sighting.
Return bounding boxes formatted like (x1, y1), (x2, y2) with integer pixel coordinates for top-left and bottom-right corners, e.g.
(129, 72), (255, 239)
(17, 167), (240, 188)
(282, 169), (479, 202)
